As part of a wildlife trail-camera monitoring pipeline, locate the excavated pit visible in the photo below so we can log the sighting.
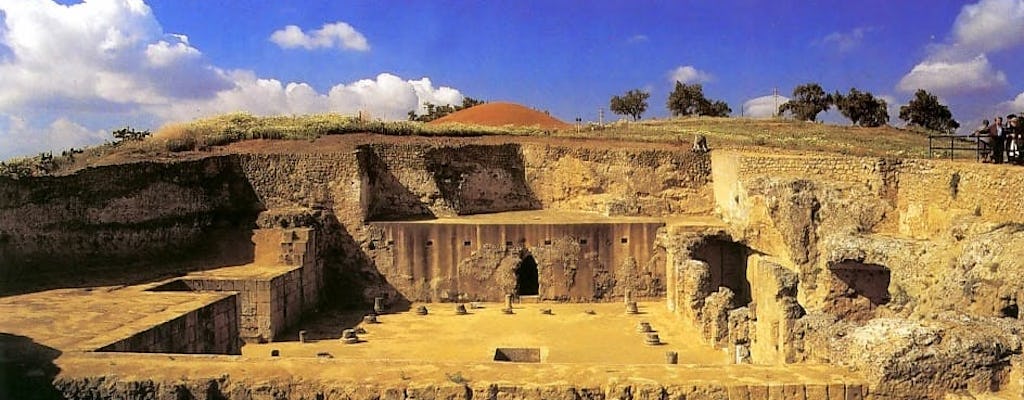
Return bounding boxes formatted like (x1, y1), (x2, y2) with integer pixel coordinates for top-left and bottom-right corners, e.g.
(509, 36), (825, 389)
(2, 137), (1022, 399)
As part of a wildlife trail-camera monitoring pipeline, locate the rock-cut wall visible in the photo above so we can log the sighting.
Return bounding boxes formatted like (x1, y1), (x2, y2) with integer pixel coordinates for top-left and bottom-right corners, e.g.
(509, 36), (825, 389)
(0, 157), (263, 294)
(0, 138), (714, 304)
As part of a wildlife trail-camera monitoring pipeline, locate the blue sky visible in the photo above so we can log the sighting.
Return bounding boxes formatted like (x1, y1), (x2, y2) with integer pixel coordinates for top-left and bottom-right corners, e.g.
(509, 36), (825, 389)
(1, 0), (1023, 159)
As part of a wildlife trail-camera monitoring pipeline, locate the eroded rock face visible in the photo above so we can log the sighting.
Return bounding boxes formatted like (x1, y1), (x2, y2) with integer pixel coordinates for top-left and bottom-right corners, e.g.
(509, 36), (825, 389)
(807, 315), (1023, 399)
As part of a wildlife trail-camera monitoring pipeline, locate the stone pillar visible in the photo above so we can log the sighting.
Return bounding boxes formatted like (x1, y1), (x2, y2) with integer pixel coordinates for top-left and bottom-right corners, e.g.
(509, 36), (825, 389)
(373, 297), (384, 314)
(298, 330), (307, 343)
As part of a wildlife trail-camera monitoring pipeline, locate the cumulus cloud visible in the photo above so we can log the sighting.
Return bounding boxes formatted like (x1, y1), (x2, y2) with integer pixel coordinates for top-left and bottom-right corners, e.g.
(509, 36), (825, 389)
(270, 22), (369, 51)
(0, 1), (463, 159)
(0, 0), (232, 109)
(156, 72), (463, 122)
(897, 0), (1021, 95)
(668, 65), (713, 84)
(951, 0), (1024, 53)
(814, 26), (875, 53)
(742, 95), (790, 118)
(897, 54), (1007, 94)
(997, 92), (1024, 114)
(0, 115), (107, 158)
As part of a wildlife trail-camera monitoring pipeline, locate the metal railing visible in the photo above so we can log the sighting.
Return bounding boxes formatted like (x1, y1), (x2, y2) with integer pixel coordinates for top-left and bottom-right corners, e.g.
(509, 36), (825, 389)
(928, 135), (986, 161)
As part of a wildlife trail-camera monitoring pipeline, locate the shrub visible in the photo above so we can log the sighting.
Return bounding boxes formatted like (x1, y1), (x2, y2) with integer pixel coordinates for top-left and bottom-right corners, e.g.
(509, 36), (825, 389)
(165, 137), (197, 152)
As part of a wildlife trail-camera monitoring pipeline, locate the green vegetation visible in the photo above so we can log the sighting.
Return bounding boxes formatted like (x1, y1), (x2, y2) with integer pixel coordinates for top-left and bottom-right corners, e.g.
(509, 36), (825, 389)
(153, 112), (541, 153)
(565, 117), (933, 158)
(899, 89), (959, 134)
(778, 83), (833, 122)
(3, 110), (953, 177)
(833, 88), (889, 128)
(666, 82), (731, 117)
(111, 126), (151, 144)
(407, 97), (485, 122)
(609, 89), (650, 121)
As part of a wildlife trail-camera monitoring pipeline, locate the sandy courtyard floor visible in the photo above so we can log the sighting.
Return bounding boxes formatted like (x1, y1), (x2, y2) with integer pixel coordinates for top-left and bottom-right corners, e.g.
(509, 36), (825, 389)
(247, 301), (732, 365)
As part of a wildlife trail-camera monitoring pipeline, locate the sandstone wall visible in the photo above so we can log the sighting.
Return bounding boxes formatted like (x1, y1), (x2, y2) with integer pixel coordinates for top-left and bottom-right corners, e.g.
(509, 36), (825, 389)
(524, 144), (712, 216)
(367, 221), (664, 302)
(95, 294), (240, 355)
(0, 157), (263, 294)
(896, 159), (1024, 238)
(358, 143), (541, 219)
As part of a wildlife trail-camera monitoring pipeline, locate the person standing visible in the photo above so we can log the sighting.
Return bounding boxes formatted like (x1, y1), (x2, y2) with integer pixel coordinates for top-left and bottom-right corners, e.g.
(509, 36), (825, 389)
(974, 119), (992, 162)
(990, 116), (1005, 164)
(1008, 115), (1021, 164)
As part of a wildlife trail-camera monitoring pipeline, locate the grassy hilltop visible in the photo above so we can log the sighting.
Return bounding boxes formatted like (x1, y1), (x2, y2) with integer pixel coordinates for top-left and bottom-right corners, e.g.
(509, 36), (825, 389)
(2, 112), (952, 177)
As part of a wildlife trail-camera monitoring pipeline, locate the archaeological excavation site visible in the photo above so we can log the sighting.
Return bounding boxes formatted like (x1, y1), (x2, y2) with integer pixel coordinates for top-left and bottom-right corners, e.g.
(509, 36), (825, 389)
(1, 131), (1023, 400)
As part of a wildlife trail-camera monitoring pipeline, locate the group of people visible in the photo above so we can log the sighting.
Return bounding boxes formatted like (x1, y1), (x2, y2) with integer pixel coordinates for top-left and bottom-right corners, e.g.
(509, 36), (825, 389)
(973, 114), (1023, 164)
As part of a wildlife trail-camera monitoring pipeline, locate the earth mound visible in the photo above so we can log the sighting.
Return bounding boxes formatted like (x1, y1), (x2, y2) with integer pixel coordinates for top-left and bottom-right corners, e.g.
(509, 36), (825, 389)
(429, 102), (572, 130)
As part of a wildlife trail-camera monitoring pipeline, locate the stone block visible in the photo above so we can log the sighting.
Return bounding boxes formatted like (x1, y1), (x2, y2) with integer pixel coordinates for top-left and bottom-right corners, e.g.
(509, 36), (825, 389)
(803, 385), (826, 399)
(844, 385), (864, 400)
(779, 384), (801, 400)
(727, 385), (750, 400)
(826, 383), (845, 399)
(747, 385), (769, 400)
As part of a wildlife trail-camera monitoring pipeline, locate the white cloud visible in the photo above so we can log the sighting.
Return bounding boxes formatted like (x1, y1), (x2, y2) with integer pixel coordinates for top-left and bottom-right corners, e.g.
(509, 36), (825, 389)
(897, 54), (1007, 94)
(897, 1), (1021, 96)
(270, 22), (369, 51)
(0, 115), (107, 158)
(952, 0), (1024, 53)
(997, 92), (1024, 114)
(668, 65), (712, 84)
(814, 27), (875, 53)
(628, 34), (648, 43)
(0, 0), (232, 109)
(0, 1), (462, 160)
(156, 72), (463, 122)
(742, 95), (790, 118)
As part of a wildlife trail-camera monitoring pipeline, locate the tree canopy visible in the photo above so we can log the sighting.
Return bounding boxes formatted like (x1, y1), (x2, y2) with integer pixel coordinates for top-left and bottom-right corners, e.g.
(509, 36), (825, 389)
(112, 126), (150, 144)
(666, 82), (731, 117)
(407, 97), (485, 122)
(610, 89), (650, 121)
(898, 89), (959, 134)
(833, 88), (889, 127)
(778, 83), (833, 121)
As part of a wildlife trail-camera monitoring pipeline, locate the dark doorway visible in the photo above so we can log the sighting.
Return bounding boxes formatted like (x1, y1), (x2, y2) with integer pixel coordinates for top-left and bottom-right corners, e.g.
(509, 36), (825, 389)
(825, 261), (891, 322)
(691, 239), (752, 306)
(516, 255), (539, 296)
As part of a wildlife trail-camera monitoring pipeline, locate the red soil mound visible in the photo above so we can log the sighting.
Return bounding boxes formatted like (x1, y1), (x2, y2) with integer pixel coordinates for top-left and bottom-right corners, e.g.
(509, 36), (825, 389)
(429, 102), (572, 130)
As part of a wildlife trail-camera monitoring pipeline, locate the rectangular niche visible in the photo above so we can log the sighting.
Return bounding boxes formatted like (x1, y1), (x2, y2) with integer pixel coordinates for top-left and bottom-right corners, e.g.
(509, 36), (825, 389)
(493, 347), (541, 363)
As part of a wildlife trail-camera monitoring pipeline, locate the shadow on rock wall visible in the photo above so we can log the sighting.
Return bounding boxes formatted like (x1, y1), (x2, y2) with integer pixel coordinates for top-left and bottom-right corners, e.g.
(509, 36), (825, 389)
(425, 144), (541, 215)
(0, 157), (264, 297)
(0, 333), (62, 400)
(357, 146), (436, 221)
(316, 209), (410, 312)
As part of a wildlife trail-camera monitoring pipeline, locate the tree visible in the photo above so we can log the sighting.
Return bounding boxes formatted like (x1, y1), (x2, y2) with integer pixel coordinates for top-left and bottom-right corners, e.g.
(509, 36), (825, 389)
(898, 89), (959, 134)
(833, 88), (889, 127)
(666, 82), (731, 117)
(610, 89), (650, 121)
(701, 100), (732, 117)
(666, 82), (705, 116)
(407, 96), (485, 122)
(778, 83), (833, 121)
(112, 126), (150, 144)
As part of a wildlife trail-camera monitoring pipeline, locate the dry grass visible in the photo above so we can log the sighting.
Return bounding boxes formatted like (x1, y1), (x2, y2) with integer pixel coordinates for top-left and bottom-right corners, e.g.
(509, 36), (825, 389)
(544, 117), (941, 158)
(150, 112), (547, 152)
(5, 113), (965, 177)
(138, 113), (951, 159)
